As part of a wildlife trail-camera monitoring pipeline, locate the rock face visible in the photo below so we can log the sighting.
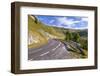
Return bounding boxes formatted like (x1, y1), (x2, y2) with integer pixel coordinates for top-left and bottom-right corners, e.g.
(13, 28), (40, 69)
(28, 15), (66, 49)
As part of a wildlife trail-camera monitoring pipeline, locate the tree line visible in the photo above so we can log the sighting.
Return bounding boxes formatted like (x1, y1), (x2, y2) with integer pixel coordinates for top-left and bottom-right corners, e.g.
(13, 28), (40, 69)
(65, 31), (88, 50)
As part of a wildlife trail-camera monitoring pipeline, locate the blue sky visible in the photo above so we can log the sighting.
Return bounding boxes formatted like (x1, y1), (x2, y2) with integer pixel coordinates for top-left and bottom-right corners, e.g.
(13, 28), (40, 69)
(36, 15), (88, 29)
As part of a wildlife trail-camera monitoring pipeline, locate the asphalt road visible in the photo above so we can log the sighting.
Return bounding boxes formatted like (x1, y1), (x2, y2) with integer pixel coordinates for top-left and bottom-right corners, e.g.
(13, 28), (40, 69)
(28, 39), (76, 60)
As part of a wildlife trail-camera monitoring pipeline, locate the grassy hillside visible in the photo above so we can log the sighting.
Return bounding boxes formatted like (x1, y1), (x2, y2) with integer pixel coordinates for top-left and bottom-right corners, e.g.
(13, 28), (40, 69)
(28, 15), (65, 48)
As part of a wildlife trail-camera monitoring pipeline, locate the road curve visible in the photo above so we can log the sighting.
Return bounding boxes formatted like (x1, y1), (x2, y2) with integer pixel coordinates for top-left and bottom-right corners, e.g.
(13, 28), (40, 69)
(28, 39), (76, 60)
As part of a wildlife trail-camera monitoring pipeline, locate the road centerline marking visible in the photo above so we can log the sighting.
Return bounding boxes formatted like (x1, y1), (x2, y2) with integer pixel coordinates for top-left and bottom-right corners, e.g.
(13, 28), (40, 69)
(52, 42), (61, 51)
(40, 51), (50, 56)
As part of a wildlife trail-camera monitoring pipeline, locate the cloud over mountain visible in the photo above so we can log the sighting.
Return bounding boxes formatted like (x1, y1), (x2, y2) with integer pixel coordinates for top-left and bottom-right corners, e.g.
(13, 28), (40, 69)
(36, 15), (88, 29)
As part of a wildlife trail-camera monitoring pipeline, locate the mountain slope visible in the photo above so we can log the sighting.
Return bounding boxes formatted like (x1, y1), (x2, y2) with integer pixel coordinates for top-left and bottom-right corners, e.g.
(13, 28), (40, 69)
(28, 15), (65, 48)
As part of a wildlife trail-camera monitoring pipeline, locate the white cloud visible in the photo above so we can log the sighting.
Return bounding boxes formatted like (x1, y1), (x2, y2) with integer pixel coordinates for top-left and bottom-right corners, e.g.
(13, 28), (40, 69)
(57, 17), (80, 27)
(81, 17), (88, 21)
(49, 20), (55, 23)
(55, 17), (88, 29)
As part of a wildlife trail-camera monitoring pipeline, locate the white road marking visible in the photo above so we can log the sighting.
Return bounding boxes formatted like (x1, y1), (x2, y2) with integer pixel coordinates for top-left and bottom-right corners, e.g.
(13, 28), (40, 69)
(40, 51), (50, 56)
(52, 42), (61, 51)
(62, 47), (70, 53)
(62, 47), (66, 50)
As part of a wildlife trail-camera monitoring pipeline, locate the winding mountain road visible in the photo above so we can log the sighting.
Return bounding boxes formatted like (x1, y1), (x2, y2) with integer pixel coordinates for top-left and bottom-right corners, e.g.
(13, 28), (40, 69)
(28, 39), (78, 60)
